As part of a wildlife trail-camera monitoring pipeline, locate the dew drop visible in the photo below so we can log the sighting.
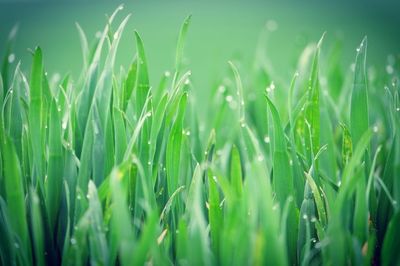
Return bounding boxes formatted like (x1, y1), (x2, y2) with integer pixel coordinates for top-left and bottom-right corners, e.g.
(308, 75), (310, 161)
(386, 65), (394, 74)
(270, 81), (275, 90)
(70, 238), (77, 245)
(303, 214), (308, 220)
(257, 155), (264, 161)
(62, 122), (67, 130)
(14, 242), (20, 249)
(396, 107), (400, 112)
(213, 176), (218, 182)
(218, 85), (226, 94)
(373, 126), (379, 133)
(8, 53), (15, 63)
(264, 136), (270, 143)
(225, 95), (233, 102)
(164, 71), (171, 77)
(266, 19), (278, 32)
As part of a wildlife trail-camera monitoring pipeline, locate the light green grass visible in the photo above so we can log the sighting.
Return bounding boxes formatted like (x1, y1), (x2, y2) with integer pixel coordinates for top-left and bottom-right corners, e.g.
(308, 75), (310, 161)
(0, 6), (400, 266)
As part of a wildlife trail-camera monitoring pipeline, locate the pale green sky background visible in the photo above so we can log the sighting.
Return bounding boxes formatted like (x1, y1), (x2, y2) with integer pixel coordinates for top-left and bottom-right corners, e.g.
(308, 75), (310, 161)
(1, 0), (399, 99)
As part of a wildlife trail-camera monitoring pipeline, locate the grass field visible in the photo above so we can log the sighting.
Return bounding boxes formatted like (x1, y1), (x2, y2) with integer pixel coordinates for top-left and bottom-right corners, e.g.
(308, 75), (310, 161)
(0, 4), (400, 266)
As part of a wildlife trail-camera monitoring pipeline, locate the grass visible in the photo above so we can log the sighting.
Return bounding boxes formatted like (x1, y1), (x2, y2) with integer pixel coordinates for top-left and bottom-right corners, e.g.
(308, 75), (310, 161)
(1, 5), (400, 266)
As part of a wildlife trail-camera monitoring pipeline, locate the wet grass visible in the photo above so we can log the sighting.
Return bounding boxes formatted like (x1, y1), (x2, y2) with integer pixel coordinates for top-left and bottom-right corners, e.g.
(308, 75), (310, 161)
(0, 5), (399, 266)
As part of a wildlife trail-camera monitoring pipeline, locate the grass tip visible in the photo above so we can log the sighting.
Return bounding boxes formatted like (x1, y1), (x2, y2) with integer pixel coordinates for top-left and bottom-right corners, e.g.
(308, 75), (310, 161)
(317, 31), (326, 49)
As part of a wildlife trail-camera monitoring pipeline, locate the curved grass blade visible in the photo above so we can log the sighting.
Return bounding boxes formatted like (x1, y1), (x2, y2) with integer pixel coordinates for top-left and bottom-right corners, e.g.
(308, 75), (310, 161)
(228, 61), (245, 123)
(175, 15), (192, 74)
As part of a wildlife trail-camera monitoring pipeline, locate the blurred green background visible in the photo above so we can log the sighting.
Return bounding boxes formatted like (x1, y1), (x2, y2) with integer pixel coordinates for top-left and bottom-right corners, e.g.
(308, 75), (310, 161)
(1, 0), (399, 99)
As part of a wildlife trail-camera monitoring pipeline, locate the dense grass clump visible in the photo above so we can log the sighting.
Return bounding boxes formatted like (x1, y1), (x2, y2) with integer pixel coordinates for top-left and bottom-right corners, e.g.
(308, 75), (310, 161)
(1, 6), (399, 266)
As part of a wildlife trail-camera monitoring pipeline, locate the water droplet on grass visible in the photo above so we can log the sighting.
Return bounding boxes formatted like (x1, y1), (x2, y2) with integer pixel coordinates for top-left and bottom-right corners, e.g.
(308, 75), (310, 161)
(263, 136), (270, 143)
(8, 53), (15, 63)
(218, 85), (226, 93)
(386, 65), (394, 74)
(70, 238), (77, 245)
(266, 19), (278, 31)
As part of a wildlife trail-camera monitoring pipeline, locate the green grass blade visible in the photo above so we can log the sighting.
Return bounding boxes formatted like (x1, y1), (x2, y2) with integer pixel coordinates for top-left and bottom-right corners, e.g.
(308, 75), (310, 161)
(29, 188), (45, 266)
(0, 133), (31, 260)
(350, 37), (369, 147)
(175, 15), (192, 73)
(305, 33), (325, 163)
(230, 145), (243, 198)
(29, 47), (44, 183)
(381, 211), (400, 266)
(134, 31), (150, 116)
(46, 98), (64, 231)
(87, 181), (109, 265)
